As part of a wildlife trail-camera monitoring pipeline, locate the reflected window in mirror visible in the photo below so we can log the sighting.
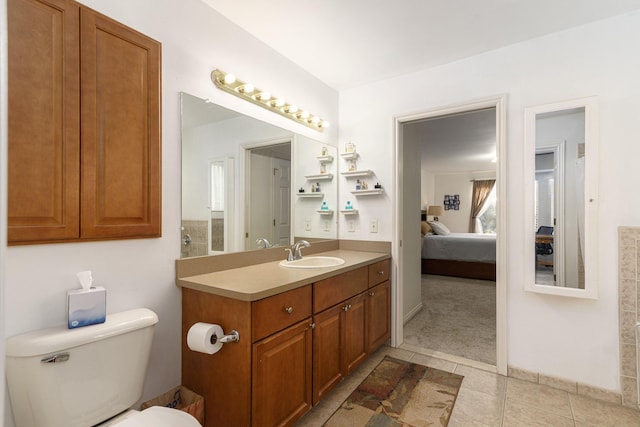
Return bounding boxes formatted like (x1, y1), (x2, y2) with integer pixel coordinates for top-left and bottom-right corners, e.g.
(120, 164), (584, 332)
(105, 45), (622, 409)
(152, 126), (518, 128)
(524, 97), (598, 298)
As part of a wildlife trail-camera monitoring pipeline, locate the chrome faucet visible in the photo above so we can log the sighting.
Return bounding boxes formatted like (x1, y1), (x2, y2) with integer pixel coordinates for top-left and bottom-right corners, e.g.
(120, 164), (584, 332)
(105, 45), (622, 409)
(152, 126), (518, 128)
(292, 240), (310, 260)
(256, 238), (272, 249)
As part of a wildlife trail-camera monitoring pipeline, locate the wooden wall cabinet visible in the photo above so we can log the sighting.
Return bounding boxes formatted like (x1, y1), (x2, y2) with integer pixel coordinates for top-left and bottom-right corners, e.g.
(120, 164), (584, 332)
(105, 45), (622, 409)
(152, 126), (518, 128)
(7, 0), (161, 244)
(182, 259), (391, 427)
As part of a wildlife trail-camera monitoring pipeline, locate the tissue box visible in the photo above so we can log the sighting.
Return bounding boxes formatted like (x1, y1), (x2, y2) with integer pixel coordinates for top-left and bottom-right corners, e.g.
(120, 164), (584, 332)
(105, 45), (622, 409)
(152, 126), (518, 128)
(67, 286), (106, 329)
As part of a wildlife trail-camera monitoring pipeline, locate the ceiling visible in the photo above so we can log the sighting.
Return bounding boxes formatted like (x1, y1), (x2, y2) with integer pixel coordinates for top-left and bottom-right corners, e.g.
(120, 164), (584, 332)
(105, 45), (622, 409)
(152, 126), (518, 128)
(410, 108), (497, 174)
(201, 0), (640, 91)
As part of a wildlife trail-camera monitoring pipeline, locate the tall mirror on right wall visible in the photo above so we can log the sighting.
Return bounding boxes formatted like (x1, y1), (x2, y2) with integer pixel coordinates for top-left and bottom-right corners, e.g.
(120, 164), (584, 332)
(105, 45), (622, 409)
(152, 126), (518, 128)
(524, 97), (599, 299)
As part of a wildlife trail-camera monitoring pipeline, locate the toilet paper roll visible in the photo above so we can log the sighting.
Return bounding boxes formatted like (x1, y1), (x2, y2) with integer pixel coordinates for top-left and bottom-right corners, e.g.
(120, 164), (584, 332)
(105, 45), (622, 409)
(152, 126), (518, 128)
(187, 322), (224, 355)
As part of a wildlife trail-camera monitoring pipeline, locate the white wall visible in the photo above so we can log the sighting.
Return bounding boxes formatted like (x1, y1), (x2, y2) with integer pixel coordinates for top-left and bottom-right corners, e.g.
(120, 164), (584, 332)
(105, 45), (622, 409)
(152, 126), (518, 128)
(339, 11), (640, 391)
(0, 0), (338, 425)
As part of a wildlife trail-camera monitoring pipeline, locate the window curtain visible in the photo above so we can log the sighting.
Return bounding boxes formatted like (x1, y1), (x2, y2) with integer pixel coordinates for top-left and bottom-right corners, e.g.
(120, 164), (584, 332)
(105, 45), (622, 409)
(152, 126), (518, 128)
(469, 179), (496, 233)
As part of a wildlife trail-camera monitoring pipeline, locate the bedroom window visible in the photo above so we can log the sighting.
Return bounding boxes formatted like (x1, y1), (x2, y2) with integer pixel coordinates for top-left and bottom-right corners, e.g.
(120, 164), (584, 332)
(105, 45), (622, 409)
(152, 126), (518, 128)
(479, 186), (497, 234)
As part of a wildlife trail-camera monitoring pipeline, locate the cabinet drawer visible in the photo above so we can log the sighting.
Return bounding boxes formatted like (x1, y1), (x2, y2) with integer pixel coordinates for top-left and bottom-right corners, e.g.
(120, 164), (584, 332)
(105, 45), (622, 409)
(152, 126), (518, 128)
(368, 259), (390, 287)
(252, 285), (312, 342)
(314, 267), (368, 313)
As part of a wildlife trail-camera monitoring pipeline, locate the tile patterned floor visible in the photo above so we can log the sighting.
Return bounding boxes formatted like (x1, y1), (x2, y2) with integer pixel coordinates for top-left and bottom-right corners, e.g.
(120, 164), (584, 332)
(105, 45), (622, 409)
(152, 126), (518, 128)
(296, 346), (640, 427)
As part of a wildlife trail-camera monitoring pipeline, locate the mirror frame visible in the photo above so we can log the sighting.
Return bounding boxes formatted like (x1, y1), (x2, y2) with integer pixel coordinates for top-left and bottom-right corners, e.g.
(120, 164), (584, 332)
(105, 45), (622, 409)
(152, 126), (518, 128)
(523, 96), (599, 299)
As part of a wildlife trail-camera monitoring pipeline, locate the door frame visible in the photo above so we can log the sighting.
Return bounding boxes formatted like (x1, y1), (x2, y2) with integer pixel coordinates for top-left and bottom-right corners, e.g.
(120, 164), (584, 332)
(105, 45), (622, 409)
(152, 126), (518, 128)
(242, 138), (292, 250)
(393, 95), (507, 375)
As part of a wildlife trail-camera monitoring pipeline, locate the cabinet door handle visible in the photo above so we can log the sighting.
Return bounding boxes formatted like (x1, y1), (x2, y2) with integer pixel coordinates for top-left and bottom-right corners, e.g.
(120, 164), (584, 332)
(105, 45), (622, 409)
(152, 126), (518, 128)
(284, 306), (294, 314)
(369, 291), (375, 296)
(378, 270), (384, 275)
(343, 304), (352, 312)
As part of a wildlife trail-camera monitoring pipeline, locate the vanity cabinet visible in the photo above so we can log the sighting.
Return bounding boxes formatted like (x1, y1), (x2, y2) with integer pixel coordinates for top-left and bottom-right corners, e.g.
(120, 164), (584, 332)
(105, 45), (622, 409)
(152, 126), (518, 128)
(181, 256), (391, 427)
(7, 0), (161, 244)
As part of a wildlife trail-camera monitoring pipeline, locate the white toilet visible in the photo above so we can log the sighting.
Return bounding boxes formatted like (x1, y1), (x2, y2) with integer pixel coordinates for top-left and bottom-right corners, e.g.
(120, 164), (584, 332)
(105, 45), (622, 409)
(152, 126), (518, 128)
(6, 308), (201, 427)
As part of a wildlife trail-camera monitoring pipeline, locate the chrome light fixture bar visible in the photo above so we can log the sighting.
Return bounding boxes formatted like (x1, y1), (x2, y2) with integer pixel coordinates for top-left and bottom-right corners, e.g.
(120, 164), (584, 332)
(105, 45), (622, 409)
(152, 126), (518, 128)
(211, 69), (329, 132)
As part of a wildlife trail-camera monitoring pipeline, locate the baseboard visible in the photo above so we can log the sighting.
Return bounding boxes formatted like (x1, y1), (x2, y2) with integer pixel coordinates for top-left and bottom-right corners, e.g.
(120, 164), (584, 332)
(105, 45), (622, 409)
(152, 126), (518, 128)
(403, 302), (423, 325)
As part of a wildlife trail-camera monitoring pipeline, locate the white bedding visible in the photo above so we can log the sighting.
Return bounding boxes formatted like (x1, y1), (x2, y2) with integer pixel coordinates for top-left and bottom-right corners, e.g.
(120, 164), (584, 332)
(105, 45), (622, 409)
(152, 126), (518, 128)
(421, 233), (496, 263)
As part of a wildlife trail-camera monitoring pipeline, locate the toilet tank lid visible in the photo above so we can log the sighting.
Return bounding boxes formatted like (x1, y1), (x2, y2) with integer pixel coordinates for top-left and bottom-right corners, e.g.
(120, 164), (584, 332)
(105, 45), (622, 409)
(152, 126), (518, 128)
(6, 308), (158, 357)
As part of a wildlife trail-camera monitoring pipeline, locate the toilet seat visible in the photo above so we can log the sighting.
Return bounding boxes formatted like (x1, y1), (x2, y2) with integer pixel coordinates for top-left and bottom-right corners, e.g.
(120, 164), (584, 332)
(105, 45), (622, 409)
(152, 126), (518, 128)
(104, 406), (201, 427)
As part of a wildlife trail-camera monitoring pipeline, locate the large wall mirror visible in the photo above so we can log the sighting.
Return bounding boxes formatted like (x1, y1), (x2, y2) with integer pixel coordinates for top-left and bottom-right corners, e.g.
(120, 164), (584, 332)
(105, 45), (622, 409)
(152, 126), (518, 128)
(180, 92), (338, 258)
(524, 96), (598, 298)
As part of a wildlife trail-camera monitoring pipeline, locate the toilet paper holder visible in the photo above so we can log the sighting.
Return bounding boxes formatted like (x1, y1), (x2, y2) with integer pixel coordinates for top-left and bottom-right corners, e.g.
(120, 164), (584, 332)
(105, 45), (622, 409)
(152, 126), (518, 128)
(212, 329), (240, 344)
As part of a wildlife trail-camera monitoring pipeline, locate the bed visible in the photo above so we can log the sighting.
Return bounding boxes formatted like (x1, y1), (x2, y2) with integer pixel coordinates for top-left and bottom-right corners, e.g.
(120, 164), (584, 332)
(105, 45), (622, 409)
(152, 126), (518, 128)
(421, 232), (496, 281)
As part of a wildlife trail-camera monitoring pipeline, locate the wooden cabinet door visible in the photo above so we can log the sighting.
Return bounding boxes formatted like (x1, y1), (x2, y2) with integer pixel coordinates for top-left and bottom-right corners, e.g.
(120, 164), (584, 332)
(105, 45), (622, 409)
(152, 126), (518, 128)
(312, 304), (343, 404)
(367, 280), (391, 352)
(80, 8), (161, 239)
(7, 0), (80, 244)
(252, 319), (313, 427)
(342, 291), (368, 375)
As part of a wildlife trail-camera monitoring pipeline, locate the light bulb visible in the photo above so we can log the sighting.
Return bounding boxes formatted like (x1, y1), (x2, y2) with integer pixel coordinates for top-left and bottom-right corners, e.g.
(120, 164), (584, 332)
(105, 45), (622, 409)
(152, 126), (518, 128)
(285, 105), (298, 114)
(298, 111), (310, 119)
(223, 73), (236, 85)
(238, 83), (254, 94)
(270, 98), (285, 108)
(320, 121), (330, 128)
(256, 91), (271, 101)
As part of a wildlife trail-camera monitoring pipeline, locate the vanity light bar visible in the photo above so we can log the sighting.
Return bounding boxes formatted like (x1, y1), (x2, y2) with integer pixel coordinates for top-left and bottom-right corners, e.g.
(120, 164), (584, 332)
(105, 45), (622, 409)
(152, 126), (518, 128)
(211, 69), (329, 132)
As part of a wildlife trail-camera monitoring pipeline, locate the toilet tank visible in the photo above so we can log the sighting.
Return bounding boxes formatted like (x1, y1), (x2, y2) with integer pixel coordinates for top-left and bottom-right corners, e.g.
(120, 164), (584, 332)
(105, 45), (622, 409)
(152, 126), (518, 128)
(6, 308), (159, 427)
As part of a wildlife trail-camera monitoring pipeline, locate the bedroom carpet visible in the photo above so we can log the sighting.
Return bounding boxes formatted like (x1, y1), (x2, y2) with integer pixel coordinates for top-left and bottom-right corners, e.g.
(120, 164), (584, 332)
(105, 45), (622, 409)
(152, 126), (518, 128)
(323, 356), (463, 427)
(403, 274), (496, 365)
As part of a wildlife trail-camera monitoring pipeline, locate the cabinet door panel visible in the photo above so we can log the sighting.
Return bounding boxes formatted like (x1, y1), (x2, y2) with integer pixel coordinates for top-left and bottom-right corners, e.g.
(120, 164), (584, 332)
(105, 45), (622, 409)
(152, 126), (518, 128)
(252, 319), (312, 427)
(80, 9), (161, 238)
(367, 281), (391, 352)
(8, 0), (80, 243)
(342, 292), (368, 375)
(312, 304), (342, 404)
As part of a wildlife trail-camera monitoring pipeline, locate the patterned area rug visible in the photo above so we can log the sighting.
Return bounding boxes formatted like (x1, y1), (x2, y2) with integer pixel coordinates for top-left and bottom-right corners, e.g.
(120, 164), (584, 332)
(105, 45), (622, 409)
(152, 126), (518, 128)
(324, 356), (463, 427)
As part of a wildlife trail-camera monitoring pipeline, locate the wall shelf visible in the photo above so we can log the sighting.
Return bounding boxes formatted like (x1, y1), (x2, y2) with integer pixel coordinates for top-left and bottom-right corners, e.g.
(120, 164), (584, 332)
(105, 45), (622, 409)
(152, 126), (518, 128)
(340, 152), (358, 160)
(316, 155), (334, 163)
(316, 210), (334, 215)
(296, 192), (324, 198)
(305, 173), (333, 180)
(340, 209), (359, 215)
(341, 170), (372, 178)
(351, 189), (384, 196)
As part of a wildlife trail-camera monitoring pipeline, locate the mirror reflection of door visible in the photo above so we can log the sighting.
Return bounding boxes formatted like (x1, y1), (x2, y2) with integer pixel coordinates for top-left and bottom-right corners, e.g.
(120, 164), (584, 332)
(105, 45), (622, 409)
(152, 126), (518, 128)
(534, 108), (585, 289)
(535, 148), (560, 285)
(247, 142), (292, 249)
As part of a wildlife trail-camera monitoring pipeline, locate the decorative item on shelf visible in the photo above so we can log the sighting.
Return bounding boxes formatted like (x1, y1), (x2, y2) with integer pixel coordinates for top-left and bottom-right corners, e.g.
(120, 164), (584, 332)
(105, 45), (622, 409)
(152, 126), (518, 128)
(345, 141), (355, 153)
(348, 159), (357, 171)
(299, 187), (305, 193)
(375, 182), (382, 189)
(320, 163), (326, 174)
(356, 180), (362, 190)
(315, 182), (321, 192)
(321, 146), (328, 156)
(321, 201), (329, 211)
(345, 201), (353, 210)
(311, 185), (315, 193)
(362, 181), (368, 190)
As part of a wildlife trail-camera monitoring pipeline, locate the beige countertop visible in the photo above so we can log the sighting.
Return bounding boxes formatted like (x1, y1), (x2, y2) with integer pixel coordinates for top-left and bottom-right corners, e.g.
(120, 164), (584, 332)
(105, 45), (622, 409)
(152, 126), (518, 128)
(177, 249), (390, 301)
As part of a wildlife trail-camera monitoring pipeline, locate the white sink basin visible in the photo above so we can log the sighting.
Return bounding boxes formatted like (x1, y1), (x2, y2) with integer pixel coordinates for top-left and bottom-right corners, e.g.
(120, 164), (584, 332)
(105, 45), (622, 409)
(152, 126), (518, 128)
(279, 256), (345, 269)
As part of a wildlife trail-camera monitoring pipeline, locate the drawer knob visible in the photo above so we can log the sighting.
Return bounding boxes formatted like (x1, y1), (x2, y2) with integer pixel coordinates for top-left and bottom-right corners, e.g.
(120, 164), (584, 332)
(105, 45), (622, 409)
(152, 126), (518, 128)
(284, 306), (294, 314)
(378, 270), (384, 275)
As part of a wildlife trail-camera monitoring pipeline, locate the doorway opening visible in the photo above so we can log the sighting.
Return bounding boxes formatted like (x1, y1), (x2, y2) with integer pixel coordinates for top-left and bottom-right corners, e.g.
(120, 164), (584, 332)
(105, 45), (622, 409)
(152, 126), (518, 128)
(244, 140), (292, 250)
(394, 97), (507, 374)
